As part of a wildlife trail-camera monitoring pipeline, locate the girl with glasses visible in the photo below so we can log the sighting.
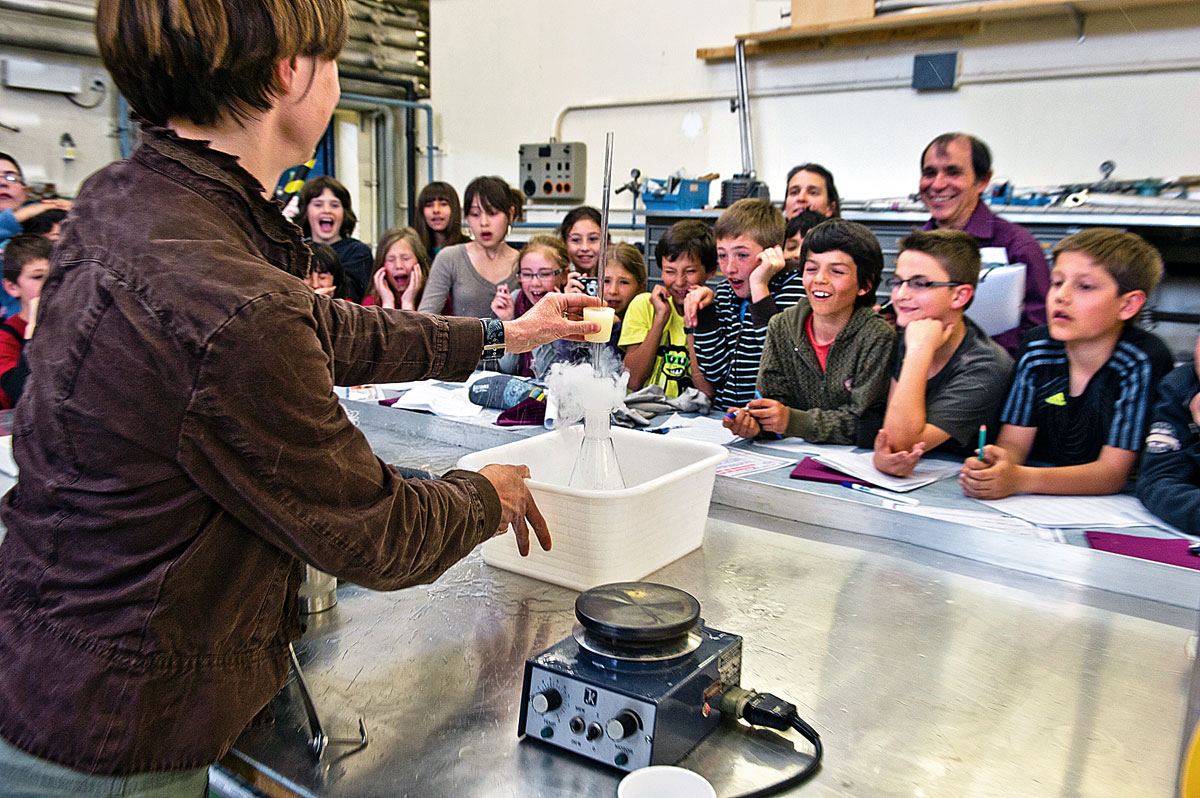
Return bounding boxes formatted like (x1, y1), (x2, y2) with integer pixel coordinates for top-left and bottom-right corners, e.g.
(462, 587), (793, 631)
(490, 234), (569, 377)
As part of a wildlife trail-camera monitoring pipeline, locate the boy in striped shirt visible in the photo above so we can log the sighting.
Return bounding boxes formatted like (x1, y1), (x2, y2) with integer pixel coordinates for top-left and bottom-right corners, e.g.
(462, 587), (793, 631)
(960, 228), (1173, 499)
(685, 198), (805, 410)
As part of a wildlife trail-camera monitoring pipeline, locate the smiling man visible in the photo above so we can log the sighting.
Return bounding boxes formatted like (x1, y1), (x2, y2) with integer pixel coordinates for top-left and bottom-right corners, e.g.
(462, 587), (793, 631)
(918, 133), (1050, 355)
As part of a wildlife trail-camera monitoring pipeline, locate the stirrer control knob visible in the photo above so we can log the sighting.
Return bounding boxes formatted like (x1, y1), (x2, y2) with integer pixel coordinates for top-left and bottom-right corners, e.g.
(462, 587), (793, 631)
(532, 689), (562, 714)
(606, 710), (640, 741)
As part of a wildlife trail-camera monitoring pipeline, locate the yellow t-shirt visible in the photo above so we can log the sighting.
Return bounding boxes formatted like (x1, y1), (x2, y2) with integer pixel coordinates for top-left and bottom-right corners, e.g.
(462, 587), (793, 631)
(618, 293), (691, 398)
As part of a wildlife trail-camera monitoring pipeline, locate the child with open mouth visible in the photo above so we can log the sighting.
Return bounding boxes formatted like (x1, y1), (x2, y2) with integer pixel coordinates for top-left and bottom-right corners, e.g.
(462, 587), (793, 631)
(364, 227), (429, 311)
(489, 234), (569, 378)
(296, 175), (373, 302)
(418, 176), (521, 319)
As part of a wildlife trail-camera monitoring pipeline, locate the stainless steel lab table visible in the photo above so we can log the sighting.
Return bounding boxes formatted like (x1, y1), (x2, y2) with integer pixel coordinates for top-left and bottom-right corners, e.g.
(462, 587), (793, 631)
(226, 401), (1198, 797)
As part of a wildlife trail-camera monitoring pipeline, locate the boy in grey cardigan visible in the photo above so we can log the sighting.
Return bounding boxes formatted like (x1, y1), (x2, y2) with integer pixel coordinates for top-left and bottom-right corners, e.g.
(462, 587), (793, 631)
(726, 220), (895, 444)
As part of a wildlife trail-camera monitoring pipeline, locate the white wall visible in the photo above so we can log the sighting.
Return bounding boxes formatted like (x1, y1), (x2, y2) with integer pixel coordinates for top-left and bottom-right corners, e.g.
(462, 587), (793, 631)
(428, 1), (1200, 210)
(0, 46), (118, 198)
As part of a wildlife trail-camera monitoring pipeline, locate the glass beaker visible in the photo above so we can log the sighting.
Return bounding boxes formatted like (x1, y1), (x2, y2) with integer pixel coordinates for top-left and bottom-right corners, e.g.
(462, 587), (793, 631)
(568, 408), (626, 490)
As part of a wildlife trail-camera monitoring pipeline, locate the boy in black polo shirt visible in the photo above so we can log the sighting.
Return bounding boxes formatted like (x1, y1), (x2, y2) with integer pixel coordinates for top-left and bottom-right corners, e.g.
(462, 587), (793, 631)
(960, 228), (1173, 499)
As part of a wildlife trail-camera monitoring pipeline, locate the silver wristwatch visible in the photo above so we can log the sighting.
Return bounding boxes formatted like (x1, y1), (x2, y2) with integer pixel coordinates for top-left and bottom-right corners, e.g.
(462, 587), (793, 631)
(481, 318), (506, 357)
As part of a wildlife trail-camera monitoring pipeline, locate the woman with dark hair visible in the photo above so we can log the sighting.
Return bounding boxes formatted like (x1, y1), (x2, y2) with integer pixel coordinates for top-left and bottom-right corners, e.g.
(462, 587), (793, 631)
(296, 174), (373, 301)
(413, 181), (466, 257)
(0, 0), (597, 792)
(417, 175), (521, 318)
(783, 163), (840, 220)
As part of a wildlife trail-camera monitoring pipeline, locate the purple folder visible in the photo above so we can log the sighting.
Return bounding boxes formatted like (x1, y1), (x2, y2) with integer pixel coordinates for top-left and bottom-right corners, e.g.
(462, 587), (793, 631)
(789, 457), (869, 487)
(1085, 530), (1200, 570)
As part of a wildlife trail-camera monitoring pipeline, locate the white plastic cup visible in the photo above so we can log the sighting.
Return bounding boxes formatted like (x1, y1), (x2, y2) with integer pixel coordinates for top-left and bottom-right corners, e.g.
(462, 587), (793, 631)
(583, 306), (615, 343)
(617, 766), (716, 798)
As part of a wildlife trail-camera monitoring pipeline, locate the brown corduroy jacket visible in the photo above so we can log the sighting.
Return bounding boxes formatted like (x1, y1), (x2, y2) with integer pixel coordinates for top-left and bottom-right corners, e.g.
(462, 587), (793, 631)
(0, 126), (500, 775)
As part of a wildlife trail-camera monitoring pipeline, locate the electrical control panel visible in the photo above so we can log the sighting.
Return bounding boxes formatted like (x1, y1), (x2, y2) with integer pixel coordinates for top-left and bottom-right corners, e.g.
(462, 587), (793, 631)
(519, 142), (586, 202)
(518, 625), (742, 772)
(522, 667), (659, 771)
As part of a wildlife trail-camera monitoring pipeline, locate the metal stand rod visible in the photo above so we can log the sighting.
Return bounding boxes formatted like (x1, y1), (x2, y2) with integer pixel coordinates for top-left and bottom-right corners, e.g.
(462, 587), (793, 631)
(596, 132), (615, 296)
(734, 40), (756, 179)
(289, 643), (369, 761)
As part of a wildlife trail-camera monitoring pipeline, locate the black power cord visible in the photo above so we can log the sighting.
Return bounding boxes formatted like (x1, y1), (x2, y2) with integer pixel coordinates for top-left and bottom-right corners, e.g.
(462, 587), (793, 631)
(720, 686), (823, 798)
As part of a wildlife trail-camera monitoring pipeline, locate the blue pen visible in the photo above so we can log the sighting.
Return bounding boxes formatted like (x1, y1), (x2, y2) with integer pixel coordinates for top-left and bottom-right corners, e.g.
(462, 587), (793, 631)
(978, 424), (987, 461)
(841, 481), (920, 506)
(753, 391), (784, 439)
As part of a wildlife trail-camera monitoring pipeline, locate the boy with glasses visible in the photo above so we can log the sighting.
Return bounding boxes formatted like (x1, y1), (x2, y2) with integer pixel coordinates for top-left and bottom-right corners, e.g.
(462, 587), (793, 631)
(873, 230), (1013, 477)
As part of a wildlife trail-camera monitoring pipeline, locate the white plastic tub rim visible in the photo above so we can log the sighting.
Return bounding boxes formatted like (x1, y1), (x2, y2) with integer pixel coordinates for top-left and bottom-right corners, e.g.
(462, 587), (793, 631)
(456, 425), (728, 499)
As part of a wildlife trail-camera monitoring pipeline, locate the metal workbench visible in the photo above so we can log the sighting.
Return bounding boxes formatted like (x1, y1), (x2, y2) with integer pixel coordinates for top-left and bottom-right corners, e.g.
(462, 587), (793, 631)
(226, 400), (1199, 797)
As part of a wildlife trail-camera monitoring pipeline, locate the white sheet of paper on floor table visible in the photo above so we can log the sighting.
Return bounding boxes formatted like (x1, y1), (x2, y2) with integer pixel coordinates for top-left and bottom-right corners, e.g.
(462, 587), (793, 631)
(977, 493), (1183, 533)
(0, 436), (15, 478)
(391, 383), (482, 417)
(890, 504), (1060, 540)
(812, 448), (960, 492)
(655, 413), (740, 446)
(716, 450), (796, 478)
(753, 438), (856, 458)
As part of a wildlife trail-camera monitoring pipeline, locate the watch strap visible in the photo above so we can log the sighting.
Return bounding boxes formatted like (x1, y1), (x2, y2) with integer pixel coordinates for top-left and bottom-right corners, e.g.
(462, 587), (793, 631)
(481, 318), (506, 356)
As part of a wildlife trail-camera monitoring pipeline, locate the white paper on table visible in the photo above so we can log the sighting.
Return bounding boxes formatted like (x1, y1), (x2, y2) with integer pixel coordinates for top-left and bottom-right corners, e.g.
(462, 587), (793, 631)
(812, 448), (960, 492)
(978, 493), (1183, 532)
(369, 380), (436, 392)
(654, 413), (740, 446)
(392, 383), (482, 417)
(376, 372), (496, 392)
(889, 504), (1059, 540)
(753, 438), (857, 458)
(334, 384), (386, 402)
(717, 450), (796, 478)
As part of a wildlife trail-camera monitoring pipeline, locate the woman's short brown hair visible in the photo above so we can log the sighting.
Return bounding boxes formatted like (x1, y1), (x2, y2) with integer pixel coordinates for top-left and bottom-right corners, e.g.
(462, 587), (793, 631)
(97, 0), (347, 127)
(463, 176), (519, 224)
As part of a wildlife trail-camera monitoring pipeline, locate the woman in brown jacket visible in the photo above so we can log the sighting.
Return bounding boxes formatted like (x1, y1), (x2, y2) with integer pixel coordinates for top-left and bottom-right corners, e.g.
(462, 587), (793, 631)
(0, 1), (596, 794)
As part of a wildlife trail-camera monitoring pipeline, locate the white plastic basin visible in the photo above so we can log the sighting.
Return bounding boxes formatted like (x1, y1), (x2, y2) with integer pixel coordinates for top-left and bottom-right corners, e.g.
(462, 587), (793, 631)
(457, 426), (728, 591)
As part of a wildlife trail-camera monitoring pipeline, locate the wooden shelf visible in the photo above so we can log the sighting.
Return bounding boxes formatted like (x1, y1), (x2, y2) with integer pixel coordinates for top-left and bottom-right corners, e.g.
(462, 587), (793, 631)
(697, 0), (1196, 60)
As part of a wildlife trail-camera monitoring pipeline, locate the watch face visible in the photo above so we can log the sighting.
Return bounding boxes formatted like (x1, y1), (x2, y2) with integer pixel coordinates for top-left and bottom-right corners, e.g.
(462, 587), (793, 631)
(483, 318), (505, 351)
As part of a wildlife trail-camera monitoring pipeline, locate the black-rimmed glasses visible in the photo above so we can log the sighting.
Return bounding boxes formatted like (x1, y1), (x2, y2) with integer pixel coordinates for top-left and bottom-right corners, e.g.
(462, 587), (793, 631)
(886, 276), (966, 292)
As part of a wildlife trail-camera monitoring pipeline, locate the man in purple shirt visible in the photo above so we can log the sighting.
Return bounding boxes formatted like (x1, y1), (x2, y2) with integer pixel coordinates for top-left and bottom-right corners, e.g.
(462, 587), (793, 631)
(918, 132), (1050, 355)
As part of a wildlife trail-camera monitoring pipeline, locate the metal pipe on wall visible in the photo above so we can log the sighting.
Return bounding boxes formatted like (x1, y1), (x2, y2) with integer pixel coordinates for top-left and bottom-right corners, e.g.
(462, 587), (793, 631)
(337, 49), (429, 80)
(551, 56), (1200, 141)
(0, 17), (98, 57)
(0, 0), (93, 22)
(339, 88), (435, 236)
